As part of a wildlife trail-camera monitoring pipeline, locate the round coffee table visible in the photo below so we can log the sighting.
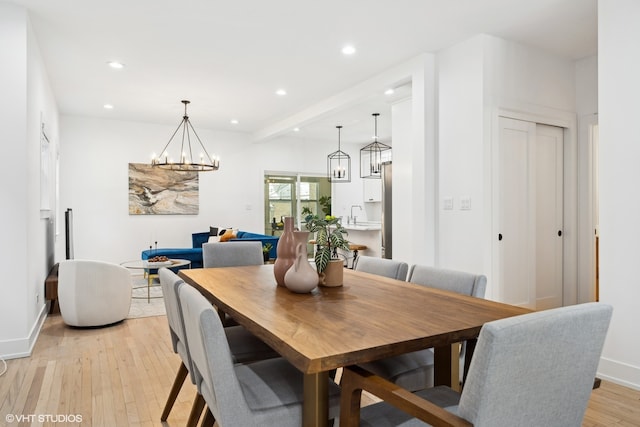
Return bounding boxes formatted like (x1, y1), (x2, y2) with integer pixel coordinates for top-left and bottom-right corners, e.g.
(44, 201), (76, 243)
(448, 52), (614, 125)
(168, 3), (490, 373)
(121, 259), (191, 302)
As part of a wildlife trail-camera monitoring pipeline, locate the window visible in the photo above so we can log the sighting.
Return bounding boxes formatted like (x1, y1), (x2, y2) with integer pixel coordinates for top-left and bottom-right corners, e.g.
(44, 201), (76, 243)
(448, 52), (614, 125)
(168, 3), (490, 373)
(264, 174), (330, 236)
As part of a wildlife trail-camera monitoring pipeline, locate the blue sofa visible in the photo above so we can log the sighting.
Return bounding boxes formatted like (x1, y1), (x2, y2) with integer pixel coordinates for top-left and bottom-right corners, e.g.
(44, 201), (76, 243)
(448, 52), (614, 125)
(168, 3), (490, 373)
(141, 231), (279, 269)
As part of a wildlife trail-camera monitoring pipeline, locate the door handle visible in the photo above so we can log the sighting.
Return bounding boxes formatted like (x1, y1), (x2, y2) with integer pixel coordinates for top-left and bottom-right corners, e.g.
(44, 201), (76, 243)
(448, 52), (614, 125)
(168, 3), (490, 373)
(498, 233), (503, 241)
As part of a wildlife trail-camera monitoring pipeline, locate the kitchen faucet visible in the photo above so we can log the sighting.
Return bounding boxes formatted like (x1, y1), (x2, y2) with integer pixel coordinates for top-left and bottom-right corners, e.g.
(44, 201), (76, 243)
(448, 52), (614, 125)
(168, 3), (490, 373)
(349, 205), (362, 224)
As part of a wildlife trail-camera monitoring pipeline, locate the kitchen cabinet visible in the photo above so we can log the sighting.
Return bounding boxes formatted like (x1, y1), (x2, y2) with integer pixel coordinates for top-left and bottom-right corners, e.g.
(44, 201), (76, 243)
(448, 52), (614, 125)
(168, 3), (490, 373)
(363, 179), (382, 202)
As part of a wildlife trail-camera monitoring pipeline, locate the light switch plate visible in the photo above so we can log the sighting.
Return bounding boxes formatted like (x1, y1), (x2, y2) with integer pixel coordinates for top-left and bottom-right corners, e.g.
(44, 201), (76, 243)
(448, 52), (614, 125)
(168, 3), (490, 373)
(443, 197), (454, 210)
(460, 196), (471, 210)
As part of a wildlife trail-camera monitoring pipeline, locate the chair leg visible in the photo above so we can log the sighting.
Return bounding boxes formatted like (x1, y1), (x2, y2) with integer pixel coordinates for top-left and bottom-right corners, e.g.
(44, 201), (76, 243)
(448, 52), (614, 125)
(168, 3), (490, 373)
(187, 394), (206, 427)
(593, 377), (602, 389)
(200, 407), (216, 427)
(161, 361), (189, 421)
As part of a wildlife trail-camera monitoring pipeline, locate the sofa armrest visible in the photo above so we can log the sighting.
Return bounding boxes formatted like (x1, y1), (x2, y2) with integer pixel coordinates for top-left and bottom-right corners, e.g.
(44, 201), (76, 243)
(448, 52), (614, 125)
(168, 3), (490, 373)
(192, 232), (210, 248)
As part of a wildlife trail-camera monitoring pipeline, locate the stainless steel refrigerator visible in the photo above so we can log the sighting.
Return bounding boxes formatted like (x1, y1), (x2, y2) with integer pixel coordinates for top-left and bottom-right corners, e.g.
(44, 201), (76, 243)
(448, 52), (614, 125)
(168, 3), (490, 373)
(381, 162), (392, 259)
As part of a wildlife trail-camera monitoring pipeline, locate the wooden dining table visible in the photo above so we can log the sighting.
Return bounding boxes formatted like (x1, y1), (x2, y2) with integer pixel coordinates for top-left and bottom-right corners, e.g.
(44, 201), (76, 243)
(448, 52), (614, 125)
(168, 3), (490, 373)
(179, 264), (529, 427)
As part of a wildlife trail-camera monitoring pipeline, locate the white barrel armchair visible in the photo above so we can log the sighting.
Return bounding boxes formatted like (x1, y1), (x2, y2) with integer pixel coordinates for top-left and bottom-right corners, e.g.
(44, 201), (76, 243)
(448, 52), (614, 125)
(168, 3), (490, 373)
(58, 259), (132, 327)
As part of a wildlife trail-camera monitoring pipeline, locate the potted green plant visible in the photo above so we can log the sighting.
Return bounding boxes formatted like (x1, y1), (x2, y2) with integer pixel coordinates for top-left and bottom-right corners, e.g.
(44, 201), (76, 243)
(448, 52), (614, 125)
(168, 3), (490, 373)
(301, 206), (314, 223)
(305, 214), (349, 286)
(262, 242), (273, 262)
(319, 196), (332, 216)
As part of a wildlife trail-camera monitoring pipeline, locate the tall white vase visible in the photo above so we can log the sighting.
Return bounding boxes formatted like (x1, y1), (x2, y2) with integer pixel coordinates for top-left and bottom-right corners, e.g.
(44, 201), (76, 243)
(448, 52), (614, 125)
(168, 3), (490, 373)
(284, 242), (318, 293)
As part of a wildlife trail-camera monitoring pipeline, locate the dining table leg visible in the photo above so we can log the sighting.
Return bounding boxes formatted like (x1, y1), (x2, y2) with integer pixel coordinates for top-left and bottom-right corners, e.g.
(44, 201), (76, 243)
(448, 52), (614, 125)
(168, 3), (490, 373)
(462, 338), (477, 387)
(303, 371), (329, 427)
(433, 343), (460, 390)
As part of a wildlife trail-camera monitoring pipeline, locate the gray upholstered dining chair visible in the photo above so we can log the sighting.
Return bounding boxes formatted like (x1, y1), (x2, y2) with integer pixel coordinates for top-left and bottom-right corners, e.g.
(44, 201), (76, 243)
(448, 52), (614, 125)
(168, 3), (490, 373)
(202, 240), (264, 325)
(340, 302), (613, 427)
(202, 241), (264, 268)
(358, 265), (487, 392)
(178, 283), (342, 427)
(407, 264), (487, 298)
(353, 255), (409, 280)
(158, 268), (278, 426)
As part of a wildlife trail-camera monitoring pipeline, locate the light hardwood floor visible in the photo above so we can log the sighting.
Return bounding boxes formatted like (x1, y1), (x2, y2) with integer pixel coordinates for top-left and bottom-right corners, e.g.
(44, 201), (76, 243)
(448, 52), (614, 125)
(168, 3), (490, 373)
(1, 313), (638, 426)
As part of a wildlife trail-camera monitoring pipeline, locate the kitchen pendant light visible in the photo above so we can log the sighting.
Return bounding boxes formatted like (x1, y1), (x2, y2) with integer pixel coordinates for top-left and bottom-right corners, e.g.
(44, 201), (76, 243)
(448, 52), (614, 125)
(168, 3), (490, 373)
(327, 125), (351, 183)
(151, 100), (219, 172)
(360, 113), (391, 178)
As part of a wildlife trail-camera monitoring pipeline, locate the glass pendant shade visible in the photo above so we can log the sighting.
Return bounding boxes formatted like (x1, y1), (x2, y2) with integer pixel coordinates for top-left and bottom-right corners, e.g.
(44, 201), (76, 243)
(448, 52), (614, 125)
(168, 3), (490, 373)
(360, 113), (391, 178)
(151, 100), (219, 172)
(327, 125), (351, 183)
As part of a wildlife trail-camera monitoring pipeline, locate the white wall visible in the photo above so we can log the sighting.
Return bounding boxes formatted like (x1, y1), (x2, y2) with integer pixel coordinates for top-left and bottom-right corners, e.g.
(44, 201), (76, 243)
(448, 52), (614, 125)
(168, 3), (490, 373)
(392, 54), (437, 266)
(27, 11), (59, 316)
(0, 3), (28, 355)
(484, 35), (576, 112)
(57, 116), (332, 264)
(575, 55), (598, 304)
(0, 3), (58, 358)
(597, 0), (640, 390)
(436, 35), (485, 275)
(390, 97), (413, 261)
(576, 56), (598, 117)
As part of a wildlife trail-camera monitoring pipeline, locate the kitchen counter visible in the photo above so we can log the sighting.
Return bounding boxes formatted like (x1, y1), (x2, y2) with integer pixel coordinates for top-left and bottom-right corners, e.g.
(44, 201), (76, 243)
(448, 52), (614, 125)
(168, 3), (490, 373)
(340, 222), (382, 258)
(343, 222), (381, 231)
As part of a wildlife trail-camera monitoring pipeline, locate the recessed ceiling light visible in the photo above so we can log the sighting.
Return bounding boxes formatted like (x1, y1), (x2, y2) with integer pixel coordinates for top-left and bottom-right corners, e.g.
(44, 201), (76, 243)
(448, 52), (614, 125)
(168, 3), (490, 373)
(103, 104), (114, 109)
(384, 88), (395, 95)
(276, 89), (287, 96)
(230, 119), (239, 125)
(293, 127), (300, 132)
(107, 61), (124, 69)
(342, 45), (356, 55)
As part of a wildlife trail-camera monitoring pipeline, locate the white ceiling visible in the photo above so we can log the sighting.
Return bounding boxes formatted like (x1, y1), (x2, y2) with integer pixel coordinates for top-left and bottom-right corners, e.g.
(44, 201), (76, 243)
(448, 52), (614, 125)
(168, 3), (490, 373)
(11, 0), (597, 144)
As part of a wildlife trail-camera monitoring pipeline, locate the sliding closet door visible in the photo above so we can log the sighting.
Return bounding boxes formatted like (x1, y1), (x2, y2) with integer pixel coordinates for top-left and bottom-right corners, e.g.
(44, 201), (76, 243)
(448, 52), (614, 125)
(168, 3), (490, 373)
(496, 117), (564, 309)
(496, 117), (537, 307)
(534, 124), (564, 309)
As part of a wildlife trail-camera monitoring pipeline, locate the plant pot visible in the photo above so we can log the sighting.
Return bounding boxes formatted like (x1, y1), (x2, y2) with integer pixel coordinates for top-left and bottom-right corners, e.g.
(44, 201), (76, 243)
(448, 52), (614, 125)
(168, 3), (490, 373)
(319, 259), (344, 287)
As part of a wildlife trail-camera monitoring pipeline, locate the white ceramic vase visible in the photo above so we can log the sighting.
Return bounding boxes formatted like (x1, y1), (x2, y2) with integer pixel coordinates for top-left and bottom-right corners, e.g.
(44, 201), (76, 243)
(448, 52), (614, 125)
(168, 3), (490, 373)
(284, 242), (318, 293)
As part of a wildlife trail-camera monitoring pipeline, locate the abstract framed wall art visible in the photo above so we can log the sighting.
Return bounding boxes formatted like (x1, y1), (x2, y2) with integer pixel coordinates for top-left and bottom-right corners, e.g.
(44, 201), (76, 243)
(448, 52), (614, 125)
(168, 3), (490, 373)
(128, 163), (199, 215)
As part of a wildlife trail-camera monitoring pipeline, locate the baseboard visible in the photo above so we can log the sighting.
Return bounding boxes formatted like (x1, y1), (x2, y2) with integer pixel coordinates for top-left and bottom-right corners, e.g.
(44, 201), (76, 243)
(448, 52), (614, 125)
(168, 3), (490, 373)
(0, 303), (48, 360)
(598, 356), (640, 391)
